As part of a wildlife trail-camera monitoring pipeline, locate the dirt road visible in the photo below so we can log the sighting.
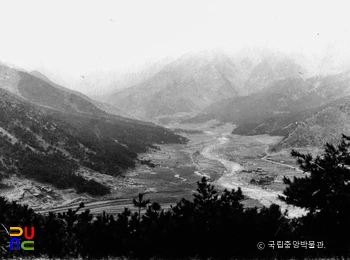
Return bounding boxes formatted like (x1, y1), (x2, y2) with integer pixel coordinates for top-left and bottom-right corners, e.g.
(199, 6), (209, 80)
(253, 136), (304, 173)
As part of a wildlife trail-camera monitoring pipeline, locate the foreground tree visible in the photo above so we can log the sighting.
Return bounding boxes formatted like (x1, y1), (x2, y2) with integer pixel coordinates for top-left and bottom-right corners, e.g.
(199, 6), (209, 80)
(281, 134), (350, 254)
(133, 193), (150, 222)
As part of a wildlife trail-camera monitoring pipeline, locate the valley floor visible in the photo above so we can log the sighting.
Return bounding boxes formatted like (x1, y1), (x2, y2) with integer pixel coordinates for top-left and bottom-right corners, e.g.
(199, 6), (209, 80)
(3, 121), (311, 217)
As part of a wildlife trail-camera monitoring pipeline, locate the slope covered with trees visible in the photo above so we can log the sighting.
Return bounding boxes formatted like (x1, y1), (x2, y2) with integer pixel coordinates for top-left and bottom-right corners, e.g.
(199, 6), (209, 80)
(275, 96), (350, 149)
(0, 88), (185, 196)
(0, 62), (186, 196)
(1, 135), (350, 259)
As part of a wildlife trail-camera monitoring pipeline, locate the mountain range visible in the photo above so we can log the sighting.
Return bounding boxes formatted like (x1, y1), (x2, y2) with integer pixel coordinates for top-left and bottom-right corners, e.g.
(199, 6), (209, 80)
(69, 50), (350, 150)
(86, 49), (350, 150)
(105, 51), (309, 121)
(0, 63), (185, 196)
(2, 47), (350, 198)
(187, 70), (350, 148)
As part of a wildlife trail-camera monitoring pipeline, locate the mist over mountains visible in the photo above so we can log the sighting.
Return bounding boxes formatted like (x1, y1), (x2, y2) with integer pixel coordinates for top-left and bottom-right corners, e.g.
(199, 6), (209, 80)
(191, 71), (350, 126)
(2, 2), (350, 257)
(106, 51), (244, 118)
(73, 49), (350, 149)
(2, 47), (350, 197)
(104, 50), (308, 119)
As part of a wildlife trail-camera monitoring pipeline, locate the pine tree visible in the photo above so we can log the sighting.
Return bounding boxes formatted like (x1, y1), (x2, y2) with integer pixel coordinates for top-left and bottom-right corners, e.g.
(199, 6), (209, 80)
(281, 134), (350, 254)
(281, 134), (350, 214)
(132, 193), (150, 222)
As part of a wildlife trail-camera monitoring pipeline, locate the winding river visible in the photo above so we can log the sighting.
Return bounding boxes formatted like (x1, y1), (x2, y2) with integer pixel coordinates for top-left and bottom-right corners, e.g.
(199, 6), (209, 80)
(201, 132), (307, 218)
(36, 129), (307, 217)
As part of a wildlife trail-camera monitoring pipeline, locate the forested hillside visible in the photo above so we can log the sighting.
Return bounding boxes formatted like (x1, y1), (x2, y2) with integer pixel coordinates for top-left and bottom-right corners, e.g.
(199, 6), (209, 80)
(0, 89), (185, 196)
(1, 133), (350, 259)
(275, 96), (350, 149)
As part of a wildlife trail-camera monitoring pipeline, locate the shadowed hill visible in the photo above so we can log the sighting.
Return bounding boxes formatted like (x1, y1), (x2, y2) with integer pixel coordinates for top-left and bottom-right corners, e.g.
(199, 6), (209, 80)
(274, 96), (350, 149)
(0, 64), (186, 196)
(30, 70), (129, 117)
(186, 71), (350, 142)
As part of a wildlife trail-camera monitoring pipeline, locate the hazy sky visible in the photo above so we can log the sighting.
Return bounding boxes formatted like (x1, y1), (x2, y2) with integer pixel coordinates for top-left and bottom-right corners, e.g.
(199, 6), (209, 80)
(0, 0), (350, 89)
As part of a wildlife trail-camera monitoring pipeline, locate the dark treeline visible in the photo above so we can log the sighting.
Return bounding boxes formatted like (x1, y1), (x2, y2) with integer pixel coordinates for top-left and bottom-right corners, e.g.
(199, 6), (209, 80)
(1, 135), (350, 259)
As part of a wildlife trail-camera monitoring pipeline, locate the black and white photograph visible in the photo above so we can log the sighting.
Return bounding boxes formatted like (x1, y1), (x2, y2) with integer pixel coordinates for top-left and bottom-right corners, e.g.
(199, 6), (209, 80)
(1, 0), (350, 259)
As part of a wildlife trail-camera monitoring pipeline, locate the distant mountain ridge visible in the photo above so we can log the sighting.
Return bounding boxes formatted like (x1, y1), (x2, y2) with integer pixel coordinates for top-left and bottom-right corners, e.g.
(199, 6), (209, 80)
(105, 51), (308, 120)
(30, 70), (129, 117)
(107, 52), (242, 118)
(72, 57), (175, 98)
(243, 55), (307, 95)
(186, 71), (350, 139)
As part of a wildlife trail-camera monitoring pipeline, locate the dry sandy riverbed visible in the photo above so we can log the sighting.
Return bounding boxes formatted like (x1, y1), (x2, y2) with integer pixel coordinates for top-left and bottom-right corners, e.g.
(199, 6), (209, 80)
(200, 132), (307, 218)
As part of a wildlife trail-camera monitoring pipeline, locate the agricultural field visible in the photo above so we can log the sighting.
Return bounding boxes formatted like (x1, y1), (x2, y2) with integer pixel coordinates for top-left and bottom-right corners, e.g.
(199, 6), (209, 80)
(33, 121), (312, 217)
